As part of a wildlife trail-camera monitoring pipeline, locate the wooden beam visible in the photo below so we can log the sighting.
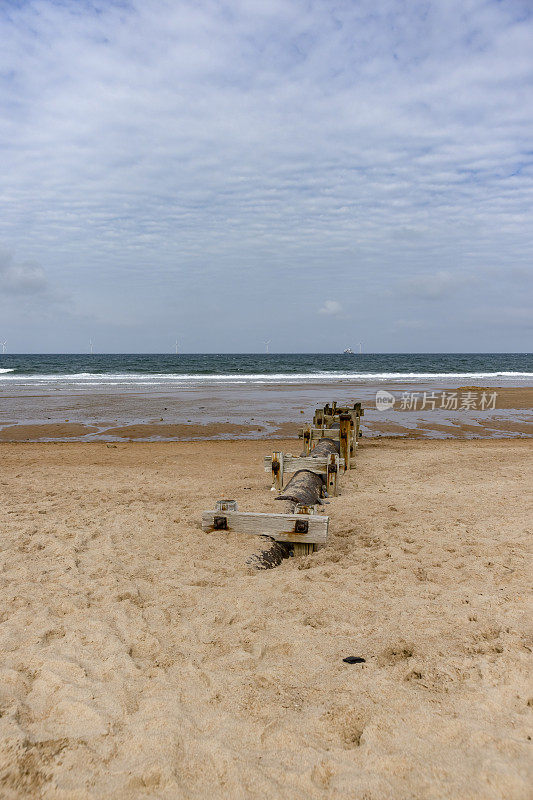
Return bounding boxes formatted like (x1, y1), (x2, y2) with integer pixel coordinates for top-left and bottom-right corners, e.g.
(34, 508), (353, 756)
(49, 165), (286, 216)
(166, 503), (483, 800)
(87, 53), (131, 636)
(314, 402), (364, 415)
(298, 426), (355, 444)
(313, 407), (364, 430)
(202, 509), (328, 545)
(264, 453), (345, 479)
(298, 425), (357, 464)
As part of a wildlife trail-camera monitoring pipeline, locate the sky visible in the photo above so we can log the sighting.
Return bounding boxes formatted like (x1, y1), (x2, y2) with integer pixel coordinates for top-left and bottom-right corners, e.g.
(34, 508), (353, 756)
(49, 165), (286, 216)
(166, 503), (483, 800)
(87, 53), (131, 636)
(0, 0), (532, 353)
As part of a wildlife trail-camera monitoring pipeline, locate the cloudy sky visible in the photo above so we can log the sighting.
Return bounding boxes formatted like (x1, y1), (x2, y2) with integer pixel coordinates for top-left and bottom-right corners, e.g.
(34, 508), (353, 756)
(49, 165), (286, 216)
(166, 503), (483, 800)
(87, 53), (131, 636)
(0, 0), (532, 353)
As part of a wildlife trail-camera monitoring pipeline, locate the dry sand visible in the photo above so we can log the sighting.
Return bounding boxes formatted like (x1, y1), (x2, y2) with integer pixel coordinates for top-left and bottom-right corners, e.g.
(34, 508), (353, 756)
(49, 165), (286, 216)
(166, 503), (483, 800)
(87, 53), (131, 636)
(0, 438), (532, 799)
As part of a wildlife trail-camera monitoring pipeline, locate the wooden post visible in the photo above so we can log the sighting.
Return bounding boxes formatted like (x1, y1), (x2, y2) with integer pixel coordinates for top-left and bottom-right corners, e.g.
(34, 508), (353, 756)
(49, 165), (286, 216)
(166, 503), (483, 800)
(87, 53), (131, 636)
(293, 504), (317, 556)
(271, 451), (284, 490)
(264, 450), (345, 478)
(313, 409), (325, 427)
(350, 420), (356, 458)
(339, 414), (351, 471)
(215, 500), (238, 511)
(326, 452), (340, 496)
(302, 425), (312, 455)
(352, 402), (361, 445)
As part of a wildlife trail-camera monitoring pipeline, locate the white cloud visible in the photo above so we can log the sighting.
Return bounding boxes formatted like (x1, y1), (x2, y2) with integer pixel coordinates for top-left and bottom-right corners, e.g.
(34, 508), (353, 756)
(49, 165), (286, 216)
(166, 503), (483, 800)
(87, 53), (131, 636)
(0, 251), (47, 295)
(319, 300), (343, 316)
(398, 270), (478, 300)
(0, 0), (531, 350)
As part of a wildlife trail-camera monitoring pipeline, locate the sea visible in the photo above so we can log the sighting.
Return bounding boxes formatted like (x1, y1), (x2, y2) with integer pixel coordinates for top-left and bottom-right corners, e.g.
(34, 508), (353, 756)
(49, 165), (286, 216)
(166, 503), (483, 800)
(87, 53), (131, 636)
(1, 352), (532, 388)
(1, 353), (532, 440)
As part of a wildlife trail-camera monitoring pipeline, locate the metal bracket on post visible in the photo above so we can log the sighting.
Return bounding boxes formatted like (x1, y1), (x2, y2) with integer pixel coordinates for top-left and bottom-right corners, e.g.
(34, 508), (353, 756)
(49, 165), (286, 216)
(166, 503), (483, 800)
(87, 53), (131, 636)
(293, 503), (319, 555)
(326, 452), (340, 496)
(213, 500), (238, 531)
(313, 409), (324, 427)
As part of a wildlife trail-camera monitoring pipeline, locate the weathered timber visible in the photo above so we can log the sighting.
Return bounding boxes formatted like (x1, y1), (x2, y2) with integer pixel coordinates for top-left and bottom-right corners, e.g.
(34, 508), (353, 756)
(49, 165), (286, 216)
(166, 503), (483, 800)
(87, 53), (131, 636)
(293, 504), (321, 556)
(313, 409), (325, 427)
(301, 424), (312, 454)
(271, 451), (284, 490)
(326, 452), (340, 496)
(275, 469), (324, 507)
(215, 499), (238, 511)
(299, 423), (357, 466)
(314, 401), (364, 416)
(339, 413), (352, 471)
(264, 451), (345, 484)
(299, 426), (355, 445)
(202, 509), (328, 544)
(313, 404), (364, 430)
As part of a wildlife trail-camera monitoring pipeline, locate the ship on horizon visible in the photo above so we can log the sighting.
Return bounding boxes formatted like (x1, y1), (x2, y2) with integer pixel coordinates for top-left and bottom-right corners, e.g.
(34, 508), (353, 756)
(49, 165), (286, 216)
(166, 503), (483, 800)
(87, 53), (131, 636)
(343, 343), (363, 354)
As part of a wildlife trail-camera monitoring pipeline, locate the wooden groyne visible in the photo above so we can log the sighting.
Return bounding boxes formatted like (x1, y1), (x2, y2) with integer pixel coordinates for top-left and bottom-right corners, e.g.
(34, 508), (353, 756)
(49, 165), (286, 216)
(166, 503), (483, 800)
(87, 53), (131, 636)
(202, 400), (365, 563)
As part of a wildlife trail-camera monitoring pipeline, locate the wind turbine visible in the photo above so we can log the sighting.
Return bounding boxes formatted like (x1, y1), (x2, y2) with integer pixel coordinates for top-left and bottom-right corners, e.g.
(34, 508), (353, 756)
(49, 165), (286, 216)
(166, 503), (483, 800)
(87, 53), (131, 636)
(89, 339), (94, 355)
(174, 339), (179, 354)
(264, 340), (271, 354)
(1, 341), (6, 354)
(358, 342), (363, 355)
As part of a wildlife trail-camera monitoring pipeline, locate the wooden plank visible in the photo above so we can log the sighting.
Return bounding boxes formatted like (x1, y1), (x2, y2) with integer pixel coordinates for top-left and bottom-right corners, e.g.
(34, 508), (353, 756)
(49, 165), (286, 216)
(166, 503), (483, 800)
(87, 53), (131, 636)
(299, 426), (333, 440)
(264, 454), (345, 475)
(202, 510), (328, 544)
(319, 411), (362, 426)
(314, 402), (364, 420)
(298, 427), (355, 443)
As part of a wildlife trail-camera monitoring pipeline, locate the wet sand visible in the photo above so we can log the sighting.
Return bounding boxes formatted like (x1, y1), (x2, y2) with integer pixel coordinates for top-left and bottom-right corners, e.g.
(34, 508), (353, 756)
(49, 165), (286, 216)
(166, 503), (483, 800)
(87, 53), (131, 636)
(0, 386), (531, 441)
(0, 437), (531, 799)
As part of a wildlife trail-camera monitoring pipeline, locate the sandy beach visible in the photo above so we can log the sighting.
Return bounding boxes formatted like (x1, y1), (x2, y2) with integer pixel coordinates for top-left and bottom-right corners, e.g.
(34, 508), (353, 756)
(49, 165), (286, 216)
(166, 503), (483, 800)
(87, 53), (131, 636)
(3, 0), (533, 795)
(1, 436), (531, 799)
